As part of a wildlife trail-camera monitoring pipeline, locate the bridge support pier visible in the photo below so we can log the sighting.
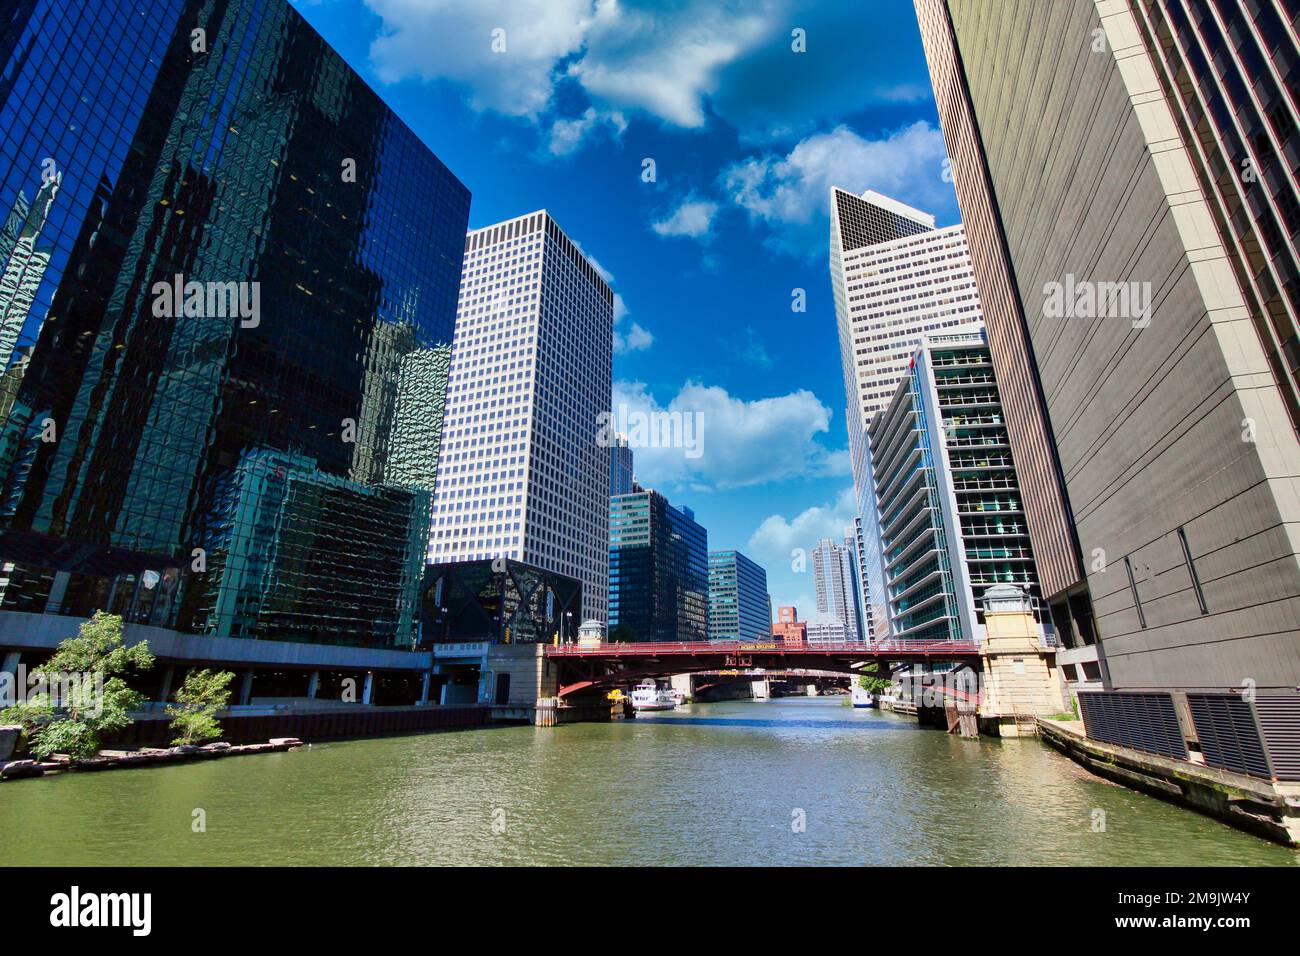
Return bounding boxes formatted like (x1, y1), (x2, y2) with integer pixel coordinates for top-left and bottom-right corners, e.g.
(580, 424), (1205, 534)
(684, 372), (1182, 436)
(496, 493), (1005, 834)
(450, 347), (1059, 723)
(977, 587), (1067, 737)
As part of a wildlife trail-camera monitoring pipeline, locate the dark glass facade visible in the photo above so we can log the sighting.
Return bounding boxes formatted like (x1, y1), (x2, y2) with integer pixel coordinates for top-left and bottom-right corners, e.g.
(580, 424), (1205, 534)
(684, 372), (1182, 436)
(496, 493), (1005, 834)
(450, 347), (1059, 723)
(608, 489), (708, 643)
(0, 0), (470, 648)
(420, 558), (582, 646)
(707, 549), (770, 642)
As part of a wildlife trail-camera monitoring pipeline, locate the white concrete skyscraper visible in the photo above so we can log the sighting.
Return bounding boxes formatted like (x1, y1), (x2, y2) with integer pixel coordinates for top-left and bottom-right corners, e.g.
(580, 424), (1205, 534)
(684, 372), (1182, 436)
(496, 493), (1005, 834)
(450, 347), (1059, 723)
(808, 536), (864, 643)
(829, 188), (983, 639)
(430, 210), (613, 623)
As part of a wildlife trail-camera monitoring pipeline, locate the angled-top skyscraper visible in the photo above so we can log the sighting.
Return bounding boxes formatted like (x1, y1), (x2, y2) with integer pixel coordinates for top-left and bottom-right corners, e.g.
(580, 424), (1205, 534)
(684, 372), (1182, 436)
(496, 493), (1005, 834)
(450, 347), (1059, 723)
(829, 188), (984, 639)
(430, 211), (613, 624)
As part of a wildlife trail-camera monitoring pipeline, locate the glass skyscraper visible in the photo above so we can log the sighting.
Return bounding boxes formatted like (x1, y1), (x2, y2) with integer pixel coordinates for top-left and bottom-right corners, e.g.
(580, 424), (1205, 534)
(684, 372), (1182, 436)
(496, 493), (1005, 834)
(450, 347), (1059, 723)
(707, 549), (770, 642)
(0, 0), (470, 651)
(609, 489), (708, 642)
(868, 332), (1047, 643)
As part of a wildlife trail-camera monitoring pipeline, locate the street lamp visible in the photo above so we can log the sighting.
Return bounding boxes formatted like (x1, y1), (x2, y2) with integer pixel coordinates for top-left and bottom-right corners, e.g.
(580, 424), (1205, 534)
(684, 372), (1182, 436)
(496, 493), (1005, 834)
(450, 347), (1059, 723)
(565, 610), (573, 644)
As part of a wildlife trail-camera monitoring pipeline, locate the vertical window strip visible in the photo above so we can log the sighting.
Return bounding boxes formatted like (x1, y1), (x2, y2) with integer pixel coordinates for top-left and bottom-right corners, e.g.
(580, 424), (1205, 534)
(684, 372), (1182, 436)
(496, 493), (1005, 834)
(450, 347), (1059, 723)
(1177, 526), (1208, 615)
(1124, 556), (1147, 629)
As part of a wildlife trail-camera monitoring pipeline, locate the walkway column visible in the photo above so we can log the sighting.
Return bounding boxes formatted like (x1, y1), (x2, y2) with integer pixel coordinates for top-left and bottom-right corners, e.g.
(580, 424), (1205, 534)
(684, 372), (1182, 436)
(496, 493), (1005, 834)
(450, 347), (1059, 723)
(306, 671), (320, 699)
(419, 671), (431, 705)
(1, 652), (18, 706)
(44, 571), (70, 614)
(362, 671), (374, 705)
(238, 669), (254, 706)
(158, 665), (175, 704)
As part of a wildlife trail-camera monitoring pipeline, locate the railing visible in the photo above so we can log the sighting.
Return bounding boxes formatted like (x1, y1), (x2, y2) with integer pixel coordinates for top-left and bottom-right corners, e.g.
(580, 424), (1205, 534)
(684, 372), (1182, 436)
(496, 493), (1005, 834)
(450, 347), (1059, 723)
(545, 639), (980, 656)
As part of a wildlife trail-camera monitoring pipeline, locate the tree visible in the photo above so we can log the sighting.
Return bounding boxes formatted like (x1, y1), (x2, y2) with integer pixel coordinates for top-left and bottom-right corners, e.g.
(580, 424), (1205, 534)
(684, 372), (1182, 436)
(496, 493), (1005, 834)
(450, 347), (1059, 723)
(0, 611), (153, 761)
(858, 663), (892, 694)
(166, 669), (234, 746)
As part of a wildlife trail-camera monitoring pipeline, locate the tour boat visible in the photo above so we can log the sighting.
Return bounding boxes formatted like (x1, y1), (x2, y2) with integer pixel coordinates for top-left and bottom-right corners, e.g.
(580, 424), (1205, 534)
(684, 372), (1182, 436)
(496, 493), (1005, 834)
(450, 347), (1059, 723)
(630, 679), (678, 711)
(851, 685), (877, 709)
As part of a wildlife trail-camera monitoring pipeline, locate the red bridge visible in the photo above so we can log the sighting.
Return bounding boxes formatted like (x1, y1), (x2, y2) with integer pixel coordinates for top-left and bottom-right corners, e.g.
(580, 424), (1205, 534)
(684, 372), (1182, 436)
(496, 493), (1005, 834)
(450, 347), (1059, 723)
(545, 640), (981, 698)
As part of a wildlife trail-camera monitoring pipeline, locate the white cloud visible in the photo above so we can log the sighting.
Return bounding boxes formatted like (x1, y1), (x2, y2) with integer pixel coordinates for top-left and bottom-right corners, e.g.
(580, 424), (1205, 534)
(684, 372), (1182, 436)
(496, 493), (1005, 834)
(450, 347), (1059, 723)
(362, 0), (783, 152)
(612, 379), (847, 491)
(650, 197), (719, 240)
(571, 243), (653, 355)
(547, 107), (626, 156)
(614, 313), (654, 354)
(365, 0), (596, 117)
(570, 3), (777, 129)
(746, 486), (857, 562)
(721, 122), (952, 257)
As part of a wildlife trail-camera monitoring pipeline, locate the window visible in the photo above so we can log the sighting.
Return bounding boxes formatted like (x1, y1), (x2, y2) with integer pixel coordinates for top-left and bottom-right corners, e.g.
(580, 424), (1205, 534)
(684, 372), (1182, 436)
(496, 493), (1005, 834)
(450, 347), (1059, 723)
(1123, 556), (1147, 629)
(1177, 527), (1208, 615)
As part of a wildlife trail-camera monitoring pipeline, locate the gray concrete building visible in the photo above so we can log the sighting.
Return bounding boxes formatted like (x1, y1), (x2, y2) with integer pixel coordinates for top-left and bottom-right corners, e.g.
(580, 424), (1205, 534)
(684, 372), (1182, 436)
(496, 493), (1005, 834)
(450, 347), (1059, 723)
(914, 0), (1300, 694)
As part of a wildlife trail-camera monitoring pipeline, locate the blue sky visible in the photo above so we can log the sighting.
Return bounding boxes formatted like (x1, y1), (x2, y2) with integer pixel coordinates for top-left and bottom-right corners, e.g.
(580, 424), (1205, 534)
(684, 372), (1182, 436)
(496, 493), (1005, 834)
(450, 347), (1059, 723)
(293, 0), (961, 616)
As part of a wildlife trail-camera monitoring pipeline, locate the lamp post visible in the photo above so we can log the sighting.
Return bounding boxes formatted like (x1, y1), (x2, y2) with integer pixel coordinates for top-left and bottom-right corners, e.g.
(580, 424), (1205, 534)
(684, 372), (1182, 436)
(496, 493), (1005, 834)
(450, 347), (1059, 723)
(565, 610), (573, 644)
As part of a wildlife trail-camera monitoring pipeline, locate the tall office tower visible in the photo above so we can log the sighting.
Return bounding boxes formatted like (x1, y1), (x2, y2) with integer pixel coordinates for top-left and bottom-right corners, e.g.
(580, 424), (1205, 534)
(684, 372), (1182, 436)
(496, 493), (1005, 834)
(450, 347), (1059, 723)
(914, 1), (1300, 697)
(829, 187), (984, 640)
(870, 332), (1047, 643)
(850, 517), (874, 640)
(610, 433), (635, 496)
(707, 549), (771, 642)
(809, 537), (864, 642)
(0, 0), (469, 665)
(608, 489), (708, 642)
(431, 211), (612, 623)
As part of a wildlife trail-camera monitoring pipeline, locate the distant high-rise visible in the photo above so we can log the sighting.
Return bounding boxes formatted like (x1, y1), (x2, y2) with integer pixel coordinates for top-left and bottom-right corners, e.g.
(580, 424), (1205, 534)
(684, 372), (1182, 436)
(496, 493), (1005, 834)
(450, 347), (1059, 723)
(610, 433), (635, 496)
(829, 187), (984, 640)
(809, 537), (864, 642)
(707, 549), (770, 642)
(608, 489), (708, 642)
(771, 605), (806, 645)
(914, 0), (1300, 694)
(431, 210), (613, 623)
(869, 331), (1047, 643)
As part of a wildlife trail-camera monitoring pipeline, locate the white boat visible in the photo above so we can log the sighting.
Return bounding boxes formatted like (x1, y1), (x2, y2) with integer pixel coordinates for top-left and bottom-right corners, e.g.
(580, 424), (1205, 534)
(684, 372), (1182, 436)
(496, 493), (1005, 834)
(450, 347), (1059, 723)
(851, 685), (877, 709)
(630, 679), (678, 711)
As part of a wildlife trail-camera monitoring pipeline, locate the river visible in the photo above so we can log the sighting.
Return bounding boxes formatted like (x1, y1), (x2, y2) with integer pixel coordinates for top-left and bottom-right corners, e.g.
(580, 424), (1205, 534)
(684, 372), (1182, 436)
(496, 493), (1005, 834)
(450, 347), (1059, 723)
(1, 697), (1294, 865)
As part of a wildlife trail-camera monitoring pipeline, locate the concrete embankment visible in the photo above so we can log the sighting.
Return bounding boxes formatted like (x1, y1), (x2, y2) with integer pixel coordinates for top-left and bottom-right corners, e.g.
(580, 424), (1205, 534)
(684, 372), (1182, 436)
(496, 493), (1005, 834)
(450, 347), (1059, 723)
(1038, 717), (1300, 848)
(1, 737), (306, 782)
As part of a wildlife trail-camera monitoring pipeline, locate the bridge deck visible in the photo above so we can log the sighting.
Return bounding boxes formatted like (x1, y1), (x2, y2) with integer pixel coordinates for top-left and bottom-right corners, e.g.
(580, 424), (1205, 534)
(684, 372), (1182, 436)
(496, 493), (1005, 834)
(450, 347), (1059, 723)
(545, 640), (981, 659)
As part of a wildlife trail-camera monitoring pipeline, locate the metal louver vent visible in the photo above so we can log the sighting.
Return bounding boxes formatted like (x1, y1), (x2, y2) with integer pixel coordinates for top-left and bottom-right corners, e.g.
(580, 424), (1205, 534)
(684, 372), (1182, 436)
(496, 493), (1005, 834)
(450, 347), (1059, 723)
(1255, 696), (1300, 782)
(1186, 693), (1269, 778)
(1077, 691), (1186, 759)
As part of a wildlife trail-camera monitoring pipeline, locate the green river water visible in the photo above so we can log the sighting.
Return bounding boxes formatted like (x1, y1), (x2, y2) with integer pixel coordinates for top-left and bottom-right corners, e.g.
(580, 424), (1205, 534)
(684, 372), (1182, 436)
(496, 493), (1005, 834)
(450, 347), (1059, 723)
(2, 697), (1295, 866)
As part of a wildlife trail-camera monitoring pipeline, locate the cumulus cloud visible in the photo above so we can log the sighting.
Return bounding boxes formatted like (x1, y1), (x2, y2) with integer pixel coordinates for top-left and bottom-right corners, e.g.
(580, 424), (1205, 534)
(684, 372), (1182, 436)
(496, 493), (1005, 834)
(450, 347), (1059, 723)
(746, 486), (858, 562)
(611, 379), (847, 491)
(614, 313), (654, 354)
(721, 122), (953, 258)
(572, 243), (653, 355)
(366, 0), (595, 117)
(547, 107), (627, 156)
(359, 0), (935, 155)
(570, 2), (777, 129)
(650, 197), (719, 240)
